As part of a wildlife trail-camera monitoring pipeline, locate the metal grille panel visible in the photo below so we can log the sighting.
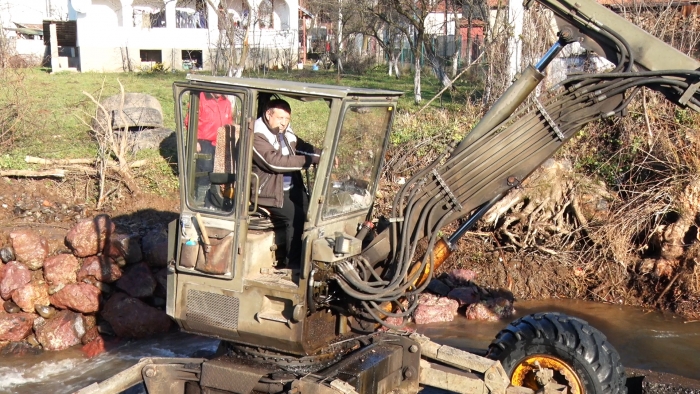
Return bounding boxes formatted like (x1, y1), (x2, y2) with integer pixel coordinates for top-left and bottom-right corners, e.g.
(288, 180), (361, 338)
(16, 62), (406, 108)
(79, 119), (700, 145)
(186, 289), (239, 331)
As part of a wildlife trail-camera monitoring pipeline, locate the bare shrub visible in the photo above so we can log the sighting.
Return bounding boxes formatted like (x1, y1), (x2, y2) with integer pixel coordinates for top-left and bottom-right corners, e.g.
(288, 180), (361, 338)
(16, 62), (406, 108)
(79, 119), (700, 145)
(79, 80), (140, 208)
(0, 28), (29, 152)
(342, 50), (374, 74)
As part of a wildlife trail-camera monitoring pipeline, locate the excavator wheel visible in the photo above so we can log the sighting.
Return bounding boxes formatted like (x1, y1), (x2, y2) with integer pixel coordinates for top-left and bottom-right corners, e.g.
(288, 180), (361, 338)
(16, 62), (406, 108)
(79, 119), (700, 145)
(487, 312), (627, 394)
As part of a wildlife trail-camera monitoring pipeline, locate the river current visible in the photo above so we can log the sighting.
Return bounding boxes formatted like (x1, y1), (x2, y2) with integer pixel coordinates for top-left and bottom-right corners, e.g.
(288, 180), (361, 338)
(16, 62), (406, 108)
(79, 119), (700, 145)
(1, 299), (698, 394)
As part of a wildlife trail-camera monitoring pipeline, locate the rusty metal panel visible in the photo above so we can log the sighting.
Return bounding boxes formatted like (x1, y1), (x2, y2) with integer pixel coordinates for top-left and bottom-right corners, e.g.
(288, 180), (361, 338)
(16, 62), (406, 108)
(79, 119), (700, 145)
(201, 358), (270, 393)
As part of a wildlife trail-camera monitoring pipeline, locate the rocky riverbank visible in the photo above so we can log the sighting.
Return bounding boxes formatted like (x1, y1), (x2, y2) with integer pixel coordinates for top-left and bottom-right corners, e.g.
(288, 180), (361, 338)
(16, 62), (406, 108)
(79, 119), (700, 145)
(0, 214), (173, 358)
(382, 269), (517, 327)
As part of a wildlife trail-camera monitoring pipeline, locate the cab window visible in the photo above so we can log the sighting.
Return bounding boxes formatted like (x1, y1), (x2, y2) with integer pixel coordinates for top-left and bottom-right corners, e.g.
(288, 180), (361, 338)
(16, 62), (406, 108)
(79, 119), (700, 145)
(182, 91), (243, 213)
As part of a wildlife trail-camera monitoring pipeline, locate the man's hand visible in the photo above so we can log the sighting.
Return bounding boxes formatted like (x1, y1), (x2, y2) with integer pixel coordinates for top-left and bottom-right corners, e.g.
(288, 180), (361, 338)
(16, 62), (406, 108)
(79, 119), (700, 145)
(334, 156), (340, 169)
(197, 142), (201, 152)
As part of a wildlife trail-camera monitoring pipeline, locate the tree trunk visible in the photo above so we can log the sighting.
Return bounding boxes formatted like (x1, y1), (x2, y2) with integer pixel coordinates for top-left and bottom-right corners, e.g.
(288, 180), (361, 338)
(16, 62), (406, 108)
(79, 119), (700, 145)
(388, 52), (395, 77)
(392, 55), (401, 78)
(466, 15), (473, 64)
(414, 57), (422, 103)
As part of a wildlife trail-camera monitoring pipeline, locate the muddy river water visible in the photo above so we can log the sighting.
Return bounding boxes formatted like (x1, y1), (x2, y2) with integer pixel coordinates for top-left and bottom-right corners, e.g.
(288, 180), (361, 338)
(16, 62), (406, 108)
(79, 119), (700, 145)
(1, 299), (699, 394)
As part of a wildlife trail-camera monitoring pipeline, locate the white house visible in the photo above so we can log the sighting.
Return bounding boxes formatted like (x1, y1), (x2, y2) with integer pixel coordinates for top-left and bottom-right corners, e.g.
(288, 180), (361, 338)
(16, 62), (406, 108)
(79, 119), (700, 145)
(2, 0), (302, 72)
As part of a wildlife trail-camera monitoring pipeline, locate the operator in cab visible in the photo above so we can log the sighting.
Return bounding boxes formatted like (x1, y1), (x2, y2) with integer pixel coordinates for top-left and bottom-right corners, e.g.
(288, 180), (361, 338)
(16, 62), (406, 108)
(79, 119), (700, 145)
(252, 99), (321, 268)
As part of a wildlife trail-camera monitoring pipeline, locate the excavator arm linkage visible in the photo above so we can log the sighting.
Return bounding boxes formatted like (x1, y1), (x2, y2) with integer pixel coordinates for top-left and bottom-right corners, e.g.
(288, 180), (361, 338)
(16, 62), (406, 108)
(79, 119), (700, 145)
(358, 0), (700, 323)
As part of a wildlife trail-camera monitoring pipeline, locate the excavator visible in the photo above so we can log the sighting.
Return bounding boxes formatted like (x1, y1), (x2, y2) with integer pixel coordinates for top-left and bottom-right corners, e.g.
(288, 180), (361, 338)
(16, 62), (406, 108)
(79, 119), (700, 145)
(76, 0), (700, 392)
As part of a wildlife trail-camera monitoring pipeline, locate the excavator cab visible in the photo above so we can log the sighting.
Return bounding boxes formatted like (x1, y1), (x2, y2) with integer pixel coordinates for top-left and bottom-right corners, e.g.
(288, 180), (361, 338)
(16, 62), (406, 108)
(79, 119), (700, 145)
(167, 76), (402, 355)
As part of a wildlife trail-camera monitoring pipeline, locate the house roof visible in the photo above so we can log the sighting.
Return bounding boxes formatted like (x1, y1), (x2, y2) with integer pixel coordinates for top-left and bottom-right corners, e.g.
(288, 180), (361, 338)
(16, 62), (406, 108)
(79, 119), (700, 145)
(7, 22), (44, 36)
(14, 22), (44, 30)
(186, 75), (404, 99)
(5, 27), (43, 35)
(299, 5), (314, 18)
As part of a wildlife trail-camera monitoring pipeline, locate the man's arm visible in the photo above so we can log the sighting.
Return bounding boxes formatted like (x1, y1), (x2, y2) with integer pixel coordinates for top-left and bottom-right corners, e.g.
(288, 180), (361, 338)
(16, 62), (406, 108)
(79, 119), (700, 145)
(294, 136), (322, 158)
(253, 133), (318, 173)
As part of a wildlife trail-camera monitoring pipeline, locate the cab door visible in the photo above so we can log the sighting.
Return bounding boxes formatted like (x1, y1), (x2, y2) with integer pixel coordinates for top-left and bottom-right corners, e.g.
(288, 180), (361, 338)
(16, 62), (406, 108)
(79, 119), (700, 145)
(172, 84), (252, 280)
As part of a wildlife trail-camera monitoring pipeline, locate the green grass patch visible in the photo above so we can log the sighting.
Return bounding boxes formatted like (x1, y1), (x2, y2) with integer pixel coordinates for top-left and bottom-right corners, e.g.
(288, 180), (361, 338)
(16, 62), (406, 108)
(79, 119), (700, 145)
(0, 67), (482, 203)
(0, 68), (186, 162)
(240, 66), (480, 112)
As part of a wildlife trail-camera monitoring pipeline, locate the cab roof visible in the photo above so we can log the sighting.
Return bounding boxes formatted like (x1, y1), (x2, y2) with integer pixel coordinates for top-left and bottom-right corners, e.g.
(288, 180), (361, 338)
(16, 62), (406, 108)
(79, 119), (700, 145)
(186, 75), (404, 99)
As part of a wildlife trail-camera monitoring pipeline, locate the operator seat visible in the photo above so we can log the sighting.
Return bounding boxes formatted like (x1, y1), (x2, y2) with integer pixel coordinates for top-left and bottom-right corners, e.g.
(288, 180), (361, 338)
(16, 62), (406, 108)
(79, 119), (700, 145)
(207, 124), (239, 210)
(209, 121), (276, 230)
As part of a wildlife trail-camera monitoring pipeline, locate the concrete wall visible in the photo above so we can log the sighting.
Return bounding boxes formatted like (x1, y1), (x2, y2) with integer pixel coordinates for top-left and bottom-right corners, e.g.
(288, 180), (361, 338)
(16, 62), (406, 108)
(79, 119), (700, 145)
(425, 11), (458, 36)
(12, 37), (47, 59)
(79, 46), (216, 72)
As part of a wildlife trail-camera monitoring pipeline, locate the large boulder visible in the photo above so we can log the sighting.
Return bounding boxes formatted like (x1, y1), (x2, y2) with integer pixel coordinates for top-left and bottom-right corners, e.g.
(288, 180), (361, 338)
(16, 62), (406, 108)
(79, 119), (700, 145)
(426, 278), (451, 296)
(81, 334), (107, 358)
(0, 312), (34, 341)
(49, 283), (101, 313)
(77, 256), (122, 283)
(12, 281), (50, 313)
(465, 298), (515, 322)
(81, 325), (100, 345)
(95, 93), (163, 130)
(447, 286), (480, 306)
(0, 341), (42, 356)
(43, 254), (81, 286)
(448, 269), (477, 286)
(115, 262), (156, 298)
(141, 229), (168, 268)
(9, 230), (49, 270)
(104, 233), (143, 264)
(35, 310), (86, 351)
(153, 268), (168, 298)
(82, 314), (97, 332)
(0, 262), (32, 300)
(65, 215), (115, 257)
(412, 293), (459, 324)
(100, 292), (171, 338)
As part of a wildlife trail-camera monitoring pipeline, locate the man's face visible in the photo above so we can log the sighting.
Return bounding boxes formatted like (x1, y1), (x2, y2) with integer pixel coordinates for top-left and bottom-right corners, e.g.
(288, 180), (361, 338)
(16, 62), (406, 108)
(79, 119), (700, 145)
(266, 108), (291, 133)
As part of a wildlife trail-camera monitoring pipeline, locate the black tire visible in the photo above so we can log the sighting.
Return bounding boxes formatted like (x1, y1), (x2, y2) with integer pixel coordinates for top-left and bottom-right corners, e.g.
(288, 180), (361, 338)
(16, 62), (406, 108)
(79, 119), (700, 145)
(487, 312), (626, 394)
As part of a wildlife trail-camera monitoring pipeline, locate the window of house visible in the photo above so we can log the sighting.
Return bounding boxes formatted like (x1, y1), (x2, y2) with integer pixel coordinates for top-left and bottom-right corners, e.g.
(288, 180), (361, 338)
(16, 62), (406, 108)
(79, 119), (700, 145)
(175, 0), (208, 28)
(258, 0), (273, 28)
(133, 6), (166, 28)
(140, 49), (162, 63)
(182, 50), (203, 70)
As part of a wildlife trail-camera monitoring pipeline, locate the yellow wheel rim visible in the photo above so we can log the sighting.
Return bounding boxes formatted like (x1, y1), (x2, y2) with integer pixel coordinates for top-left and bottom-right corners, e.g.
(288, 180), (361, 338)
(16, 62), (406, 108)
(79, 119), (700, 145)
(511, 355), (584, 394)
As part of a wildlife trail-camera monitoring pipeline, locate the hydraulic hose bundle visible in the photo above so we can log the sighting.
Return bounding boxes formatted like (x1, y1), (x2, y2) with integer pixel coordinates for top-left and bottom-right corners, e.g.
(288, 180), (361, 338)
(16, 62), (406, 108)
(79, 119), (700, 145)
(336, 20), (700, 328)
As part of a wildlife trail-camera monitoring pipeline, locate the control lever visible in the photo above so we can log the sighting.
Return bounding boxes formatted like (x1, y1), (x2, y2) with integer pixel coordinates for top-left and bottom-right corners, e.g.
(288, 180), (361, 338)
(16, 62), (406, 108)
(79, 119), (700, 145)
(195, 213), (211, 255)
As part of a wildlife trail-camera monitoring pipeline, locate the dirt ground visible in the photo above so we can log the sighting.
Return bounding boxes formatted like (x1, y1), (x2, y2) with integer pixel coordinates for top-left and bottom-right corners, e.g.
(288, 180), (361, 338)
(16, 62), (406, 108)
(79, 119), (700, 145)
(0, 178), (179, 238)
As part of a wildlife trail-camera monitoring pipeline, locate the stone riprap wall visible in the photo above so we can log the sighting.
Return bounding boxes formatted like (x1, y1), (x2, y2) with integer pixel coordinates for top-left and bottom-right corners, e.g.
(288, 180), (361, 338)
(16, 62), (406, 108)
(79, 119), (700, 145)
(0, 214), (172, 357)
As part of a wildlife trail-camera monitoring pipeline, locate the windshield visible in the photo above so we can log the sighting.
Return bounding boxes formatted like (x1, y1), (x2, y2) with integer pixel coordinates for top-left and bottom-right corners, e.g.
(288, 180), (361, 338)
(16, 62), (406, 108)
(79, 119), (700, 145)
(322, 105), (393, 219)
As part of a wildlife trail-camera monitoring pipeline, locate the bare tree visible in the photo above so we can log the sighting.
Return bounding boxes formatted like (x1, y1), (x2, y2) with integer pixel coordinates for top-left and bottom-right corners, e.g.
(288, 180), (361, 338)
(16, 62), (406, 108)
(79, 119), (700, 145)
(349, 0), (407, 77)
(365, 0), (431, 103)
(207, 0), (253, 76)
(81, 80), (140, 208)
(306, 0), (356, 73)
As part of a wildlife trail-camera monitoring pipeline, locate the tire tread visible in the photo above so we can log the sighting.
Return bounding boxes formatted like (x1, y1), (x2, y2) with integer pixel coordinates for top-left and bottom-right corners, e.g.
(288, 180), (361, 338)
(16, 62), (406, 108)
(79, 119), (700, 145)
(487, 312), (627, 394)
